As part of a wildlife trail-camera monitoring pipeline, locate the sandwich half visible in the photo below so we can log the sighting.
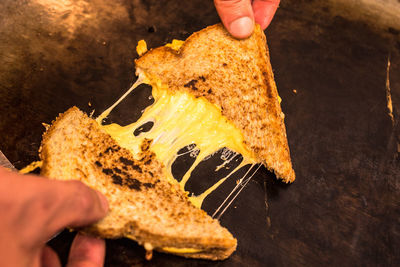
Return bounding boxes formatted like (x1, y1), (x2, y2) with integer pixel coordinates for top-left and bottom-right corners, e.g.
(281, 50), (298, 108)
(40, 107), (237, 260)
(136, 24), (295, 183)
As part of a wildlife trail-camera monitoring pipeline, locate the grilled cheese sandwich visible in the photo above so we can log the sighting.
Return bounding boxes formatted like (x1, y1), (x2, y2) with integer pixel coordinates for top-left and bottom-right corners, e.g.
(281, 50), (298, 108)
(36, 23), (295, 261)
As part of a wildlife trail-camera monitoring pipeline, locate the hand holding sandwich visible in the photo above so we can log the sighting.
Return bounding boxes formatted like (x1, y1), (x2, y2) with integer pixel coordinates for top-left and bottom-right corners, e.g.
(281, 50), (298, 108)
(214, 0), (280, 38)
(0, 167), (108, 267)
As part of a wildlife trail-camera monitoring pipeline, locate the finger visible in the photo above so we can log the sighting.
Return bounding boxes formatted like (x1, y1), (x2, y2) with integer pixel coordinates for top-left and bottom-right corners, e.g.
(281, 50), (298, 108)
(0, 170), (108, 246)
(252, 0), (280, 29)
(14, 176), (109, 242)
(41, 246), (62, 267)
(43, 180), (109, 238)
(214, 0), (254, 39)
(67, 234), (106, 267)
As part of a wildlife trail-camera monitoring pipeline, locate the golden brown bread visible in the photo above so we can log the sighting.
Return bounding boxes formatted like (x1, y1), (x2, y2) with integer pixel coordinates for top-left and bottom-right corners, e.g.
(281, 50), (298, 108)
(40, 107), (237, 260)
(136, 24), (295, 183)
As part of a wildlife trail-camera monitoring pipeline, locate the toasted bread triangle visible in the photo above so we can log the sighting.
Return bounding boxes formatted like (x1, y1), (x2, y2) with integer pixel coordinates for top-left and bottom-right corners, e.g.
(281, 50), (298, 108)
(40, 107), (237, 260)
(136, 24), (295, 183)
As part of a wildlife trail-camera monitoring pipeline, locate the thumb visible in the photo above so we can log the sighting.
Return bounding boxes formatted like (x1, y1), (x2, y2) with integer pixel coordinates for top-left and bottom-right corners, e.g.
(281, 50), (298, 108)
(67, 234), (105, 267)
(253, 0), (280, 29)
(214, 0), (254, 39)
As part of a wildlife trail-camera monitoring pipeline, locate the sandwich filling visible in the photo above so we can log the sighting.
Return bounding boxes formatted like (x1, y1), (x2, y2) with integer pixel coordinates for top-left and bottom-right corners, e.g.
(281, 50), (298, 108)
(96, 69), (259, 209)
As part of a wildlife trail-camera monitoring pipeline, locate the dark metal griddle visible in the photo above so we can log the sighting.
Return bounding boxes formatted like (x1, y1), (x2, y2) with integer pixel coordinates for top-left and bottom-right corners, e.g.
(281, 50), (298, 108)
(0, 0), (399, 266)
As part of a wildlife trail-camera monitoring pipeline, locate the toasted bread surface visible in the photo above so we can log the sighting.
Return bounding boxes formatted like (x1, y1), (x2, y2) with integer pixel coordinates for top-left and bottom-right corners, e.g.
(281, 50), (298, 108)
(40, 107), (236, 260)
(136, 24), (295, 183)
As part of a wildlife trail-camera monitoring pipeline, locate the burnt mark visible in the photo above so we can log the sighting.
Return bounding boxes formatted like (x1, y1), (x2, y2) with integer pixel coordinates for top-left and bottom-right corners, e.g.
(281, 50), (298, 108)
(207, 89), (212, 94)
(184, 79), (198, 90)
(144, 159), (152, 165)
(102, 168), (113, 175)
(95, 161), (102, 167)
(262, 72), (273, 99)
(149, 171), (154, 177)
(266, 87), (272, 99)
(126, 177), (142, 191)
(141, 139), (152, 151)
(143, 182), (155, 189)
(119, 170), (130, 176)
(132, 164), (143, 173)
(111, 174), (123, 185)
(120, 156), (134, 165)
(199, 76), (206, 82)
(113, 167), (122, 174)
(222, 63), (227, 67)
(105, 146), (120, 153)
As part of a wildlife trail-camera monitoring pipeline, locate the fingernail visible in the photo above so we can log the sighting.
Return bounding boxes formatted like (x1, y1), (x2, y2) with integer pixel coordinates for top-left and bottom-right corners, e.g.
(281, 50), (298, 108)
(96, 191), (109, 213)
(229, 17), (254, 39)
(254, 8), (274, 30)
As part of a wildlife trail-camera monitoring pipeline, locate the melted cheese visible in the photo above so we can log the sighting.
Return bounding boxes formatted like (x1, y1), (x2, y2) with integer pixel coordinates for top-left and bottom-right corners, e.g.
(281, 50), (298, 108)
(97, 39), (261, 209)
(19, 161), (43, 174)
(189, 160), (249, 208)
(165, 39), (185, 51)
(97, 71), (258, 208)
(161, 247), (202, 254)
(20, 39), (259, 214)
(137, 39), (183, 57)
(136, 40), (148, 56)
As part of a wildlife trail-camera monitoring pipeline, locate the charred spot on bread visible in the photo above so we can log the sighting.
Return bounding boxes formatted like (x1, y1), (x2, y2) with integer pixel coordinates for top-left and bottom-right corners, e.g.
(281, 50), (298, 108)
(111, 174), (123, 185)
(125, 177), (142, 190)
(143, 182), (155, 189)
(113, 167), (122, 174)
(184, 79), (198, 90)
(102, 168), (113, 175)
(105, 146), (119, 153)
(140, 139), (152, 151)
(120, 156), (134, 165)
(132, 164), (143, 173)
(95, 161), (102, 167)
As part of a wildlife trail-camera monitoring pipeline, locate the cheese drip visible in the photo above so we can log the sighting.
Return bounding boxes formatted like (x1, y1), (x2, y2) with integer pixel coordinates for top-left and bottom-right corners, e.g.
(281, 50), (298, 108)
(161, 247), (202, 254)
(19, 161), (43, 174)
(97, 73), (258, 208)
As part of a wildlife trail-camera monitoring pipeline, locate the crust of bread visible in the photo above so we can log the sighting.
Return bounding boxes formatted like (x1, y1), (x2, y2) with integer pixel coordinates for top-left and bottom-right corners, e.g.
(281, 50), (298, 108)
(40, 107), (236, 260)
(136, 24), (295, 183)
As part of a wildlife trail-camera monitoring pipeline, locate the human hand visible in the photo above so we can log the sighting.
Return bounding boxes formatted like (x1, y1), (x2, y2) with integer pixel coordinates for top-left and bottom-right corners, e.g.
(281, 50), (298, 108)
(0, 167), (109, 267)
(214, 0), (280, 38)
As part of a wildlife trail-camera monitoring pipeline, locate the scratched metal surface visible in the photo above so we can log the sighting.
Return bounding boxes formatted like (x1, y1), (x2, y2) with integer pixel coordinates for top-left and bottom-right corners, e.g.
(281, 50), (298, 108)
(0, 0), (400, 266)
(0, 150), (16, 170)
